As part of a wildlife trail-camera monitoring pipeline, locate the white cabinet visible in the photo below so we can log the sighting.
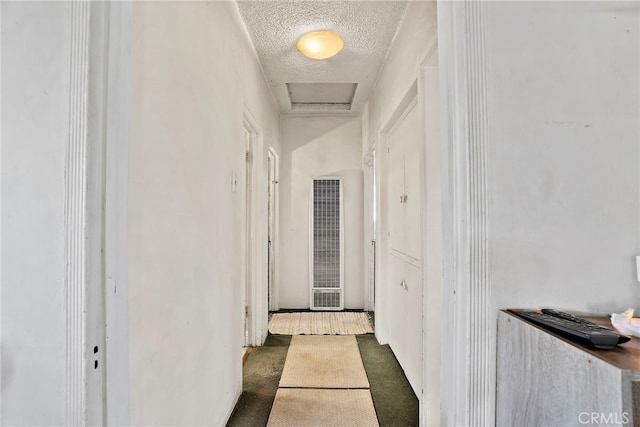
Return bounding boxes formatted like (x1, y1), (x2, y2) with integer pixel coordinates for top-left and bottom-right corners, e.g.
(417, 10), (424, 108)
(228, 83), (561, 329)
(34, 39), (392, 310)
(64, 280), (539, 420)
(388, 254), (406, 366)
(388, 104), (422, 262)
(387, 254), (422, 396)
(385, 103), (422, 396)
(403, 261), (423, 395)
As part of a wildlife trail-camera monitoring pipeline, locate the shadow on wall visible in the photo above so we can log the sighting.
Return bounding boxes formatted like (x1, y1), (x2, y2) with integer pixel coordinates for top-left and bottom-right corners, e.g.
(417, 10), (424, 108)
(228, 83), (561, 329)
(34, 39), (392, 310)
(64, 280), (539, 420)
(288, 119), (359, 149)
(290, 119), (363, 180)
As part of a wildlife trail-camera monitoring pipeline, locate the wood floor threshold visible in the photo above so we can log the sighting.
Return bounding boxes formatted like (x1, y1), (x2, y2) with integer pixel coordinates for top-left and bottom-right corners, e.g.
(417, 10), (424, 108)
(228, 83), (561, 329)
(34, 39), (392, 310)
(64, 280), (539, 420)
(242, 346), (253, 365)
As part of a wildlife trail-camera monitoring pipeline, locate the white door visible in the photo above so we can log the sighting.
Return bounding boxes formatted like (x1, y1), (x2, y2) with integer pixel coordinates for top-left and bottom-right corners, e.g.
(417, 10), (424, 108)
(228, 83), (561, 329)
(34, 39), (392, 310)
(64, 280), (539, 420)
(388, 253), (406, 364)
(386, 101), (423, 396)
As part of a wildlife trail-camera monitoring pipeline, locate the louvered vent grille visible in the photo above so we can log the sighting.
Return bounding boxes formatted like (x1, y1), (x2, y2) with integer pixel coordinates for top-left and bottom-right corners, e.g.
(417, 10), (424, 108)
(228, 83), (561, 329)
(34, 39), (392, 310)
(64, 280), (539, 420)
(313, 291), (341, 309)
(311, 178), (343, 310)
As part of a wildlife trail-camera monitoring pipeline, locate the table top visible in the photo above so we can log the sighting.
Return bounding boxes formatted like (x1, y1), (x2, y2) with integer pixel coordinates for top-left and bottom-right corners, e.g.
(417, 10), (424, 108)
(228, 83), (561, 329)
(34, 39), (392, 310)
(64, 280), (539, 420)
(502, 309), (640, 372)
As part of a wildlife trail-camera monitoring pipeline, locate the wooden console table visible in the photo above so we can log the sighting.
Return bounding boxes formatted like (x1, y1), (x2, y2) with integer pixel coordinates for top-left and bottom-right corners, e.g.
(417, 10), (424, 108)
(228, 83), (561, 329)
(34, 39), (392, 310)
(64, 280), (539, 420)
(497, 310), (640, 426)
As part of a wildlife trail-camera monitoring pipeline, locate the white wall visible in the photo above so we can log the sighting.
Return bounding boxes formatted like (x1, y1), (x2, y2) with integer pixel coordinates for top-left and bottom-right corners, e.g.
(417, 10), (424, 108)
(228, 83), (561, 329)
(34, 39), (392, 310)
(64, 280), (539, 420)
(481, 1), (639, 421)
(364, 2), (437, 152)
(486, 0), (640, 313)
(437, 1), (640, 425)
(1, 3), (71, 425)
(279, 116), (364, 309)
(129, 2), (280, 425)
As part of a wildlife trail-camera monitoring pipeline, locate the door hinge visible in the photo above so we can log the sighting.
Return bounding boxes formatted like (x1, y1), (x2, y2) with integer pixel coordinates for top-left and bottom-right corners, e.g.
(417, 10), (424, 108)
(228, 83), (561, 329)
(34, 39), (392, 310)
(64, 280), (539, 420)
(246, 151), (253, 163)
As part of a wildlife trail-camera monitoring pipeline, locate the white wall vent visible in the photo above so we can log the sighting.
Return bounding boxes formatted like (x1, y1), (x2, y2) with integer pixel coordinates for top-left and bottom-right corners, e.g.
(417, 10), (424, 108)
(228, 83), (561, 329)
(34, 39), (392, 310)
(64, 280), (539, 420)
(310, 177), (344, 310)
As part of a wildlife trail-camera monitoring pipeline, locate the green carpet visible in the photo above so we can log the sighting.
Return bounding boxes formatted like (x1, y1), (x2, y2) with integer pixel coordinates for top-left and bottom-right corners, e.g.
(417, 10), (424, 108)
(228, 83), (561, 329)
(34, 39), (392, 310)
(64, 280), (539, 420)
(356, 335), (419, 427)
(226, 333), (418, 427)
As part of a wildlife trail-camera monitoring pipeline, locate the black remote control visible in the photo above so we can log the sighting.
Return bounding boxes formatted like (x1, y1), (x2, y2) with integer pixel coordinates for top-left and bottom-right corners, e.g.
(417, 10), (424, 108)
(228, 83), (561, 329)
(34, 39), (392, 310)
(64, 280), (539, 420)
(508, 308), (630, 349)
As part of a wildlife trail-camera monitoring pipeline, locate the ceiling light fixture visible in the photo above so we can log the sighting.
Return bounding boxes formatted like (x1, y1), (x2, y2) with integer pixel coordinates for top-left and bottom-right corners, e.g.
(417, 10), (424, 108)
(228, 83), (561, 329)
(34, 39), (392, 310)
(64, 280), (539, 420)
(297, 31), (344, 60)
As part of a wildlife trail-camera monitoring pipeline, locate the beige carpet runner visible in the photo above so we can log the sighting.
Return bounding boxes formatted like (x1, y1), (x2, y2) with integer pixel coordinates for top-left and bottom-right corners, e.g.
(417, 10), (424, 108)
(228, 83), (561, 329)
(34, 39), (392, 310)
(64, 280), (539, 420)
(268, 312), (374, 335)
(267, 389), (379, 427)
(267, 334), (379, 426)
(279, 335), (369, 388)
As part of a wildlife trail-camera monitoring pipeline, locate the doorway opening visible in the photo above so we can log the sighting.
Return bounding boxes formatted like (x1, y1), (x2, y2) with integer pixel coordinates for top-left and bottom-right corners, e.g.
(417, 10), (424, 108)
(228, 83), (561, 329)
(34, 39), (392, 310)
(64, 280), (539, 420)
(363, 147), (377, 312)
(243, 122), (256, 348)
(267, 148), (279, 311)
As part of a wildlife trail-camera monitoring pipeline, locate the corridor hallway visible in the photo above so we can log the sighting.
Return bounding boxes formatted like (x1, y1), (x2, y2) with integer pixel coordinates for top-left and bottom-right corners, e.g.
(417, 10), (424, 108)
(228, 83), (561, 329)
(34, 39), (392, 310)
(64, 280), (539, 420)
(227, 332), (418, 426)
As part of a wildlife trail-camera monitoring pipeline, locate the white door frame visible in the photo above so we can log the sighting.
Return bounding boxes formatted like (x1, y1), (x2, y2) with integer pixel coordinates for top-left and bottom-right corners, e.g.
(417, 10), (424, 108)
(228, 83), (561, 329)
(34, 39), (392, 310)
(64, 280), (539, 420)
(418, 41), (442, 427)
(267, 147), (280, 312)
(64, 2), (95, 424)
(86, 2), (109, 424)
(103, 2), (132, 425)
(242, 116), (256, 348)
(438, 1), (492, 426)
(64, 1), (132, 425)
(61, 1), (132, 425)
(362, 145), (376, 312)
(242, 108), (268, 347)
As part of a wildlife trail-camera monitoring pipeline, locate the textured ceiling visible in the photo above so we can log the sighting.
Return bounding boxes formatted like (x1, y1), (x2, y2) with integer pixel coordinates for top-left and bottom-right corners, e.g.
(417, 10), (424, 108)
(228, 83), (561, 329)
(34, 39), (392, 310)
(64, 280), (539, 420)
(236, 1), (408, 115)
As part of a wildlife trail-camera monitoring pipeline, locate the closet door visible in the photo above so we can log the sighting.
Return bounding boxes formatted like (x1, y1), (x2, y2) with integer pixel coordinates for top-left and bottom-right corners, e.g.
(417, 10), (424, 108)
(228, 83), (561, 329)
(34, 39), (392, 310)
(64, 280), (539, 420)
(385, 101), (423, 394)
(403, 261), (423, 395)
(389, 103), (420, 260)
(389, 137), (406, 254)
(388, 253), (406, 365)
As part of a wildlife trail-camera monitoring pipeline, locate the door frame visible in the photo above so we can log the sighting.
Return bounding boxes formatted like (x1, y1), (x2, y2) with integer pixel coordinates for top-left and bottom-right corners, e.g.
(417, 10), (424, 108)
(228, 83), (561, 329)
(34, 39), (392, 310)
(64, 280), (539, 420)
(103, 2), (132, 425)
(242, 114), (256, 347)
(242, 107), (268, 347)
(418, 41), (442, 427)
(362, 144), (376, 312)
(70, 1), (132, 425)
(86, 2), (110, 424)
(376, 81), (418, 346)
(438, 2), (492, 425)
(267, 147), (280, 312)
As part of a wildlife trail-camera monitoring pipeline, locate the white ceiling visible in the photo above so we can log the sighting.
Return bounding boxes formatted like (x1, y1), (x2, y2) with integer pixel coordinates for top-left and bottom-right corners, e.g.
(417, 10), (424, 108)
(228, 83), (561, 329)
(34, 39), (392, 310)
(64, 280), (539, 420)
(236, 1), (409, 115)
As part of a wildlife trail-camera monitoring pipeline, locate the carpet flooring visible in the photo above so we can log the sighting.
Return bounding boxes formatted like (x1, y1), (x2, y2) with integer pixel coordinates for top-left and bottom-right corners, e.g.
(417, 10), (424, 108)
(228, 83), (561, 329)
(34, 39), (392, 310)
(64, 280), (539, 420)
(357, 335), (419, 427)
(279, 335), (369, 388)
(267, 389), (379, 427)
(226, 333), (418, 427)
(268, 312), (374, 335)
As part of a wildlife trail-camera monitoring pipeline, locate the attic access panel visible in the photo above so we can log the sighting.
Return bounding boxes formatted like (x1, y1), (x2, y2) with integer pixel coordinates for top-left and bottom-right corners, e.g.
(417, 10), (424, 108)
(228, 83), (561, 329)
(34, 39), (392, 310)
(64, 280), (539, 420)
(287, 83), (357, 111)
